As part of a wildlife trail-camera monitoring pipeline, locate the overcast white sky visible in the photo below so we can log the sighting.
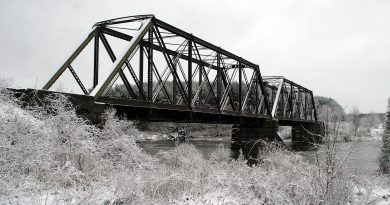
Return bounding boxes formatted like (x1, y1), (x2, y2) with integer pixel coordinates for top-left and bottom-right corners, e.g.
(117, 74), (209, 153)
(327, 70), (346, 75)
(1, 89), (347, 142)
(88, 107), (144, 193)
(0, 0), (389, 113)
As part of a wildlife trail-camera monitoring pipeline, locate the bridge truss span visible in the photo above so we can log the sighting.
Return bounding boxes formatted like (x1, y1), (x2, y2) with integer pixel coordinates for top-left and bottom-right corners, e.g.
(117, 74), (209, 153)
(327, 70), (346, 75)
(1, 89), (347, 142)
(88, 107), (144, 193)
(43, 15), (272, 120)
(9, 14), (327, 152)
(38, 14), (322, 128)
(263, 76), (318, 125)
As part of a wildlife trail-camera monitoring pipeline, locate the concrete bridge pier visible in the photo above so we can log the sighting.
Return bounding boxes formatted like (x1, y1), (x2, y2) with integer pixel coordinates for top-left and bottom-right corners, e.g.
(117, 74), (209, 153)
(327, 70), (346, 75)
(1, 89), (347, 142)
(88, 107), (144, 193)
(291, 122), (324, 148)
(231, 120), (279, 165)
(231, 120), (325, 163)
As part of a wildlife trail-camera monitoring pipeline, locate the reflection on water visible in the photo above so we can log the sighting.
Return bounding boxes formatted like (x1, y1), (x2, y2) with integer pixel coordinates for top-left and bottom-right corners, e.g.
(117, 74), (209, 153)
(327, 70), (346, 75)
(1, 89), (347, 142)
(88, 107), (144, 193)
(299, 140), (382, 175)
(138, 140), (382, 175)
(138, 140), (231, 158)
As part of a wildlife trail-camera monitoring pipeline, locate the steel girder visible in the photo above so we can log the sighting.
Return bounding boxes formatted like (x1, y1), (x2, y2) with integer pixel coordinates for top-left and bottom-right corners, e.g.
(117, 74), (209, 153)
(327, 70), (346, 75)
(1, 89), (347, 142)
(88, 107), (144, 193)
(42, 15), (271, 117)
(262, 76), (318, 121)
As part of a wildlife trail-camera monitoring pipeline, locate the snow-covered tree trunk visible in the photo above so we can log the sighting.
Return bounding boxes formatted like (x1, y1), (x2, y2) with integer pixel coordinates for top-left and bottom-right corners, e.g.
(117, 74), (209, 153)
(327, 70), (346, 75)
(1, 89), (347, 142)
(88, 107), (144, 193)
(380, 98), (390, 174)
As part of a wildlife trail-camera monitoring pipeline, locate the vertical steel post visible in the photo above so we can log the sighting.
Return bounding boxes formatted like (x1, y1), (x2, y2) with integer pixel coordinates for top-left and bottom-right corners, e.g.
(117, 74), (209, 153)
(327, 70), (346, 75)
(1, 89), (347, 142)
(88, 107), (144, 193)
(269, 88), (273, 112)
(281, 82), (284, 117)
(139, 44), (144, 99)
(299, 90), (302, 119)
(93, 34), (99, 89)
(148, 29), (153, 101)
(188, 40), (192, 104)
(173, 64), (177, 104)
(311, 91), (318, 121)
(290, 85), (293, 118)
(217, 53), (222, 109)
(255, 77), (258, 113)
(304, 92), (307, 120)
(238, 62), (242, 111)
(198, 62), (202, 107)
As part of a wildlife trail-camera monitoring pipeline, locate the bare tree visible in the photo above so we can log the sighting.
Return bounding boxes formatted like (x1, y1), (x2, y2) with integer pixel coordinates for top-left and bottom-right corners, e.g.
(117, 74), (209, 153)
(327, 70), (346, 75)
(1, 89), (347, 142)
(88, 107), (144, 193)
(314, 104), (357, 203)
(350, 106), (360, 136)
(365, 111), (380, 129)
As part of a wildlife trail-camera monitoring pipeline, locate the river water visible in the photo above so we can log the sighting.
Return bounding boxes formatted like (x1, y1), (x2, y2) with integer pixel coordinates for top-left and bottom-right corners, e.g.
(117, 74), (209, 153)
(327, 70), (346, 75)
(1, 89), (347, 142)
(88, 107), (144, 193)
(138, 140), (382, 175)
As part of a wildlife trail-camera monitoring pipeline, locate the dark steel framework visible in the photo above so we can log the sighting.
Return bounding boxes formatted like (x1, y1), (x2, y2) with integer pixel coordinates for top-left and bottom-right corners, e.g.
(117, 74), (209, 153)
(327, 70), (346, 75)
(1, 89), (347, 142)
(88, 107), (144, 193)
(263, 76), (317, 121)
(42, 15), (318, 123)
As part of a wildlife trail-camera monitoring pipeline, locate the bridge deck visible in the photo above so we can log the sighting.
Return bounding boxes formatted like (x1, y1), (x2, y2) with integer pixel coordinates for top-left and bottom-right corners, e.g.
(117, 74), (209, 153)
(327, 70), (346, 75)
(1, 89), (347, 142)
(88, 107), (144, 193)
(12, 88), (319, 126)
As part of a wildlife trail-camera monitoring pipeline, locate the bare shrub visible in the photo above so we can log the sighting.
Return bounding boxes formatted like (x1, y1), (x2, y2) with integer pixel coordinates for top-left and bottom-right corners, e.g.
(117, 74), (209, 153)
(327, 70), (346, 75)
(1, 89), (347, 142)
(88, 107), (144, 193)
(314, 104), (361, 204)
(156, 143), (203, 168)
(209, 143), (231, 163)
(159, 122), (192, 144)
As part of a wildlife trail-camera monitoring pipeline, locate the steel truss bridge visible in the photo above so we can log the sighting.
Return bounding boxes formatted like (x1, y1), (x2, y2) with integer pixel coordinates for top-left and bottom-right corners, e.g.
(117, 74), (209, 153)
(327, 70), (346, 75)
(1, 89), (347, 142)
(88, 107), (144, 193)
(16, 15), (323, 145)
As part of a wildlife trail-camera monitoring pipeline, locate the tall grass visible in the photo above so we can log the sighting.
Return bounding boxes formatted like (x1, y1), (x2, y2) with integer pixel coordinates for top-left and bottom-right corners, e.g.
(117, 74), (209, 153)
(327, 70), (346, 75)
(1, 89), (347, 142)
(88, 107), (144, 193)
(0, 82), (388, 204)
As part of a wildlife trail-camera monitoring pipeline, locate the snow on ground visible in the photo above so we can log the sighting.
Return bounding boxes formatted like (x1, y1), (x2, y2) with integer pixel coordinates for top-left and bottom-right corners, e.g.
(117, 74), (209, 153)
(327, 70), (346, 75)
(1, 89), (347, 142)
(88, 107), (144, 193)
(370, 128), (385, 140)
(354, 186), (390, 205)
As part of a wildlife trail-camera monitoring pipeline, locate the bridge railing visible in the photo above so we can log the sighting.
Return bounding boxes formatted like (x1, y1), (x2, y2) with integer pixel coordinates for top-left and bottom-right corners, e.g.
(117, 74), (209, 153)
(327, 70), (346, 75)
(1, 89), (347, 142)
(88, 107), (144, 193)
(42, 15), (272, 117)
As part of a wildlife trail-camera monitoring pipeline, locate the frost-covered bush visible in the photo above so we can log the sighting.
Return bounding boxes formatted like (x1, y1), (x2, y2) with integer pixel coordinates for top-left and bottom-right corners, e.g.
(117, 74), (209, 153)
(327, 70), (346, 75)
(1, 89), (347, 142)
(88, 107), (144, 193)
(0, 85), (154, 204)
(209, 143), (231, 163)
(1, 81), (388, 204)
(156, 143), (203, 167)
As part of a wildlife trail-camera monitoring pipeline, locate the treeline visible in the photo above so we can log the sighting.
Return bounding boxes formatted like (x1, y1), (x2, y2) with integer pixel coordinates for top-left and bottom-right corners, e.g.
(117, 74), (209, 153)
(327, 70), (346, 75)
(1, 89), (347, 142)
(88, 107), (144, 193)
(314, 96), (384, 141)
